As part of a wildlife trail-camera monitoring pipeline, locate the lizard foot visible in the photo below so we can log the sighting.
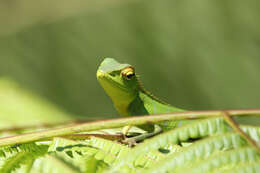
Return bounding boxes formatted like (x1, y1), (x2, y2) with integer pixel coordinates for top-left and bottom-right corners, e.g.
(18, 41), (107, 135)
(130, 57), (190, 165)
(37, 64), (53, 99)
(121, 137), (138, 147)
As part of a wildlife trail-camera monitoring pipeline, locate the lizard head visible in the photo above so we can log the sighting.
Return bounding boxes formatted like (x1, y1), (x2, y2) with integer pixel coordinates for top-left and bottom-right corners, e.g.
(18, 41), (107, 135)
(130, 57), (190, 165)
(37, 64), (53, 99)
(97, 58), (139, 114)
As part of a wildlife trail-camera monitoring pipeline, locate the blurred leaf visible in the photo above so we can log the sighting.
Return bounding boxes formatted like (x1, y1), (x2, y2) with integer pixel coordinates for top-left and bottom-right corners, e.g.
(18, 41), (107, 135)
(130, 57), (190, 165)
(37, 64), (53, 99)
(0, 78), (72, 127)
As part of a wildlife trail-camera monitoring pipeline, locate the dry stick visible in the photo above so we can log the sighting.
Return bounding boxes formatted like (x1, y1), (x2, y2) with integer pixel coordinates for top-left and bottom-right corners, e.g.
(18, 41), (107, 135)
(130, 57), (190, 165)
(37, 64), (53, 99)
(222, 111), (260, 153)
(0, 109), (259, 147)
(63, 134), (124, 141)
(0, 118), (105, 133)
(0, 120), (85, 133)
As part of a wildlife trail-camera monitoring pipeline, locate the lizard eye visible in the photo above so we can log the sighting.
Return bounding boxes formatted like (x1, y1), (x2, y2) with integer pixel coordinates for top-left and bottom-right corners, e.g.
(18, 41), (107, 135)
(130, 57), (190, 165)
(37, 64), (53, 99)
(126, 72), (135, 80)
(122, 67), (135, 80)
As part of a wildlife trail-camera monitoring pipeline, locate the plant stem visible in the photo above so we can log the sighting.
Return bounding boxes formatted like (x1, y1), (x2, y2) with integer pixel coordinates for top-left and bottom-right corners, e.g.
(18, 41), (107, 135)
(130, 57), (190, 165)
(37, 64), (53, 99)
(222, 111), (260, 153)
(63, 133), (124, 141)
(0, 109), (259, 147)
(0, 121), (85, 133)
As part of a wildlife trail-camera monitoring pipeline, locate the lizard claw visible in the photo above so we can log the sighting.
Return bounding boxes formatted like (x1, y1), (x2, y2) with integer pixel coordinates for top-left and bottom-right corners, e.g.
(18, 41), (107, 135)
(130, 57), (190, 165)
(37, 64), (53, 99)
(121, 137), (137, 147)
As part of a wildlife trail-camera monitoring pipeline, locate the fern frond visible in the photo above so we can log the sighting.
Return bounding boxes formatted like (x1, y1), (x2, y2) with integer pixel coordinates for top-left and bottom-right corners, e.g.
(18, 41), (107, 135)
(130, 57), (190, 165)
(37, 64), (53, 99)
(241, 125), (260, 142)
(49, 137), (130, 166)
(0, 143), (48, 173)
(85, 156), (109, 173)
(183, 147), (260, 173)
(0, 143), (46, 158)
(219, 161), (260, 173)
(29, 154), (80, 173)
(142, 132), (246, 173)
(49, 137), (127, 172)
(109, 117), (227, 172)
(84, 136), (130, 160)
(50, 136), (169, 172)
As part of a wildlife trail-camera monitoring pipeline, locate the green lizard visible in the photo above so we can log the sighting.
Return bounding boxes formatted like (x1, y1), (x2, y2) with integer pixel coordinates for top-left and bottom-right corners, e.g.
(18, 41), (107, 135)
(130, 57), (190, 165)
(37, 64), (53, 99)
(97, 58), (186, 143)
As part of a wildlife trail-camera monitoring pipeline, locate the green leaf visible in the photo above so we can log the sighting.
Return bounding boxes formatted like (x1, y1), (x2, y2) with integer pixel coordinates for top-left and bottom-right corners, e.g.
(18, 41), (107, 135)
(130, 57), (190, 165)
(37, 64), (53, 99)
(0, 143), (48, 158)
(241, 125), (260, 142)
(0, 143), (48, 173)
(28, 154), (80, 173)
(219, 162), (260, 173)
(0, 79), (72, 128)
(183, 147), (260, 173)
(145, 133), (247, 173)
(85, 157), (108, 173)
(109, 117), (227, 172)
(49, 137), (130, 166)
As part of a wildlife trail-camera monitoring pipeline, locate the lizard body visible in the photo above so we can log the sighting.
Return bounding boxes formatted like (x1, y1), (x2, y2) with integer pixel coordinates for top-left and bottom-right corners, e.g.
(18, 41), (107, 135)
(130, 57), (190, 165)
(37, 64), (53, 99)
(97, 58), (186, 134)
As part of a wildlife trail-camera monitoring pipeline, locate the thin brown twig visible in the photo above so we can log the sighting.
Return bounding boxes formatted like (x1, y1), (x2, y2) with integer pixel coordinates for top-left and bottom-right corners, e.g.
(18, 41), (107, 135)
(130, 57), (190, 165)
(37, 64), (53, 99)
(0, 120), (91, 133)
(62, 133), (124, 141)
(0, 109), (259, 147)
(222, 111), (260, 153)
(1, 109), (259, 133)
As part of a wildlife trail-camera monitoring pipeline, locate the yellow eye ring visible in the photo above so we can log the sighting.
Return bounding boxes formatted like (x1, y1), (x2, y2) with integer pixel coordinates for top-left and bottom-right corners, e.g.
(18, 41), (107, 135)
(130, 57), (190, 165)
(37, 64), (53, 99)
(125, 72), (135, 80)
(122, 67), (135, 80)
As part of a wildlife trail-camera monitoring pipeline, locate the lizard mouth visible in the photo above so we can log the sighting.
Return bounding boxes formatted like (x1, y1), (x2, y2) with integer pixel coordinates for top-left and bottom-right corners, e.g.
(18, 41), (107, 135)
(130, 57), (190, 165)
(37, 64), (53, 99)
(97, 71), (129, 92)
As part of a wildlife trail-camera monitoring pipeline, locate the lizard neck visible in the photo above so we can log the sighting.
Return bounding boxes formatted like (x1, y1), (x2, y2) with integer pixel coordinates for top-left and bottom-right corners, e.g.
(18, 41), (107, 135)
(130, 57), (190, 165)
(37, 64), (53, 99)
(127, 80), (184, 116)
(137, 79), (169, 105)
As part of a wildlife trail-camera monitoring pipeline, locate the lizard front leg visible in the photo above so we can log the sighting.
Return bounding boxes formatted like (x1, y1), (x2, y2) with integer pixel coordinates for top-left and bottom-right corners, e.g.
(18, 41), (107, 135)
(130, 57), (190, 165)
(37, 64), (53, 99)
(122, 125), (162, 146)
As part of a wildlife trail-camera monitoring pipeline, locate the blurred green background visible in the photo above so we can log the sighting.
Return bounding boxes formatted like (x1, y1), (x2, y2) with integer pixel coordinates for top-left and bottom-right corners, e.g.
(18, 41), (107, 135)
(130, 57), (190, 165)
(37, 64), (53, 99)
(0, 0), (259, 125)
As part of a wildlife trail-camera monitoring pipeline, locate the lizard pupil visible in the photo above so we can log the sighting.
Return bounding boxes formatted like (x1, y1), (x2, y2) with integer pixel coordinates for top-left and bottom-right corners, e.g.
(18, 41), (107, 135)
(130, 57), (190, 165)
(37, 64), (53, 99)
(126, 73), (135, 79)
